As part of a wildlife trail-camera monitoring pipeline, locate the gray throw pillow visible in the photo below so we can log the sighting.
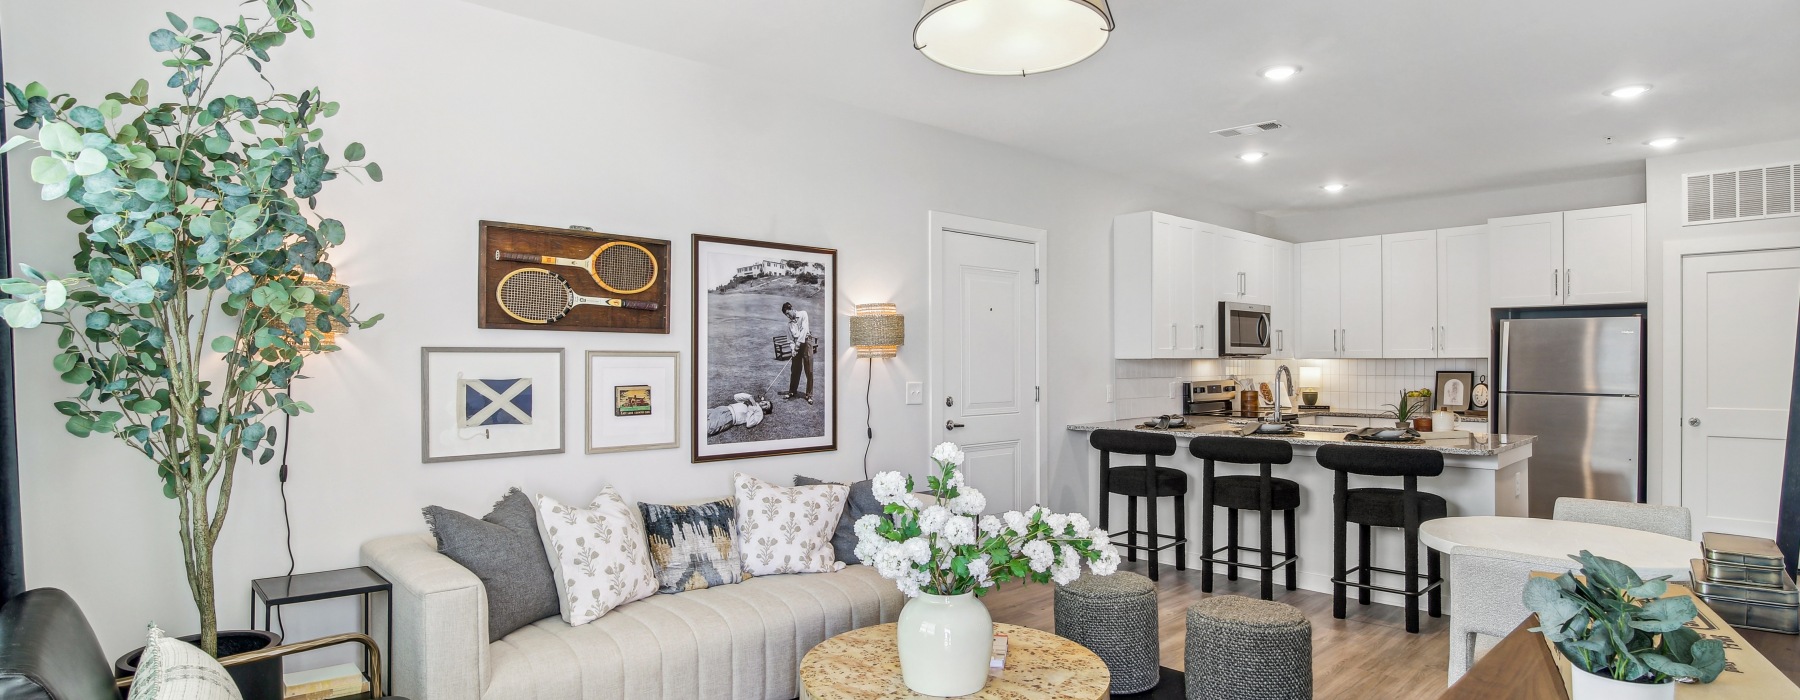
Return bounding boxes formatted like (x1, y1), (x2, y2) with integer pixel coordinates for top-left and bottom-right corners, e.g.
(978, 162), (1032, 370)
(795, 476), (880, 564)
(423, 488), (560, 641)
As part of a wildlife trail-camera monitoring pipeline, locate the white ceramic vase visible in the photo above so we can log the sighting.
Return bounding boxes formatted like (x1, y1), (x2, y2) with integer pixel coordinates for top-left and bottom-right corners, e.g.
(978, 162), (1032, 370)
(896, 592), (993, 696)
(1570, 668), (1676, 700)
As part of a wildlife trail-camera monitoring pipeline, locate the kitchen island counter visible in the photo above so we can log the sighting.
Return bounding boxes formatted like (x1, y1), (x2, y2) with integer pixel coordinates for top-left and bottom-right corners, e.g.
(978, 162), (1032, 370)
(1066, 419), (1532, 459)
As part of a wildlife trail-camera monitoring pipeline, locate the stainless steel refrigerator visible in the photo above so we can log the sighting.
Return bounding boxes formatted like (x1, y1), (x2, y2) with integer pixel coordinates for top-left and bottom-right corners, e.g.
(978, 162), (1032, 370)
(1497, 317), (1645, 518)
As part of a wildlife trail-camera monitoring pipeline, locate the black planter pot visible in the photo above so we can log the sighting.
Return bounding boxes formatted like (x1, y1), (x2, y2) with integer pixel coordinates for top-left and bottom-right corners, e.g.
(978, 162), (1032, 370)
(115, 629), (283, 700)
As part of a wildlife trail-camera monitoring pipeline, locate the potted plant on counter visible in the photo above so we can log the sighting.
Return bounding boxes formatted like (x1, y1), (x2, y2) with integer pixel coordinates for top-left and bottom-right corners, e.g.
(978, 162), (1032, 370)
(0, 1), (381, 691)
(1383, 389), (1430, 430)
(856, 443), (1121, 696)
(1523, 551), (1727, 699)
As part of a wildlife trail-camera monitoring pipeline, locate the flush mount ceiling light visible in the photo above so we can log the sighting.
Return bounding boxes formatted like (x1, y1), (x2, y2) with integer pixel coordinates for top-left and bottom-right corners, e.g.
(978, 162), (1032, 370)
(1645, 136), (1683, 148)
(1321, 183), (1347, 193)
(1605, 84), (1653, 99)
(914, 0), (1115, 76)
(1260, 65), (1302, 81)
(1238, 152), (1268, 163)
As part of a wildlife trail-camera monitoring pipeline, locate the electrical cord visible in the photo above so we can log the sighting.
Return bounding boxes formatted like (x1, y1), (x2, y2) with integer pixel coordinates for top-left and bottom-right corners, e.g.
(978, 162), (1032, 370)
(863, 357), (873, 480)
(275, 405), (295, 639)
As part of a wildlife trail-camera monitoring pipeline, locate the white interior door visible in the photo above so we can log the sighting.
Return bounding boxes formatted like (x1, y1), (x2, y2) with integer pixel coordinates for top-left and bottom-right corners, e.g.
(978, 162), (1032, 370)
(1381, 230), (1439, 358)
(1681, 248), (1800, 538)
(934, 215), (1042, 514)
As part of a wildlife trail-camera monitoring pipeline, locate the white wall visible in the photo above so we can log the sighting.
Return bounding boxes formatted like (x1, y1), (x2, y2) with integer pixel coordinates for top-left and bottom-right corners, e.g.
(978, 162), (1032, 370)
(1259, 173), (1646, 242)
(1, 0), (1254, 657)
(1643, 138), (1800, 506)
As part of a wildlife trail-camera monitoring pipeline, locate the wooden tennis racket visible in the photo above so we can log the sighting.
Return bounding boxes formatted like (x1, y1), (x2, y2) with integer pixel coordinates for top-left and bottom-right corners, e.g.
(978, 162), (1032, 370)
(496, 268), (659, 324)
(494, 240), (659, 295)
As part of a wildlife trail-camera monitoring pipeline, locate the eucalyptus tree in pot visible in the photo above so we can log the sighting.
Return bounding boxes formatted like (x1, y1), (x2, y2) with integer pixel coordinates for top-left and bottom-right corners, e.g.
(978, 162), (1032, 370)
(0, 0), (381, 686)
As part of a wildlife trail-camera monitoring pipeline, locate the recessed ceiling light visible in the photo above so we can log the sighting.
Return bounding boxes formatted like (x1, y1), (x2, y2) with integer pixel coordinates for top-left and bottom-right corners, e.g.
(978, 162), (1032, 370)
(1321, 183), (1346, 193)
(1644, 136), (1683, 148)
(1260, 65), (1301, 81)
(1238, 152), (1267, 163)
(1606, 84), (1653, 99)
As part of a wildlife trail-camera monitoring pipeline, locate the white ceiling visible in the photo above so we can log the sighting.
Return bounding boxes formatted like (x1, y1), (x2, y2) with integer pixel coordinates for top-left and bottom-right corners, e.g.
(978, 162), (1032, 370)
(463, 0), (1800, 215)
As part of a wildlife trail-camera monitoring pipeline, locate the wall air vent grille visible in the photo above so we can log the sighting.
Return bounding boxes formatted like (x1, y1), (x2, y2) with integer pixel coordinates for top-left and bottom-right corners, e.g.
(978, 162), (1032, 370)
(1210, 120), (1285, 137)
(1684, 161), (1800, 226)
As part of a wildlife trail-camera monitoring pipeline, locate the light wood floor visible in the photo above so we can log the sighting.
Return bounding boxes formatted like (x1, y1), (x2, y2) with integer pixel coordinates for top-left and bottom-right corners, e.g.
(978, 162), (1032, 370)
(982, 560), (1800, 699)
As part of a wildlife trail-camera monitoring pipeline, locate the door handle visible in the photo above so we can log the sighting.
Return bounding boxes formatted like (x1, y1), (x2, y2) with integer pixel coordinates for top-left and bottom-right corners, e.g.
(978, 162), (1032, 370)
(1688, 418), (1701, 427)
(1565, 268), (1572, 296)
(1553, 269), (1559, 296)
(1198, 324), (1206, 349)
(946, 420), (966, 431)
(1276, 329), (1284, 352)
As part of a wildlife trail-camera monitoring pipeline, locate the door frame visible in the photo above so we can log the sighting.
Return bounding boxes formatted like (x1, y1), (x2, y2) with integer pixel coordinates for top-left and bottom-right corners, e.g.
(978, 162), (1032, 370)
(927, 211), (1048, 507)
(1655, 230), (1800, 509)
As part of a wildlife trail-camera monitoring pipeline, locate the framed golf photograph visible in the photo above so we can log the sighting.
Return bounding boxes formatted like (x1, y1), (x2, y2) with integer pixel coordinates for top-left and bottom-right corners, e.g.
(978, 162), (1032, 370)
(421, 347), (565, 463)
(691, 234), (837, 462)
(1435, 370), (1477, 412)
(586, 350), (680, 454)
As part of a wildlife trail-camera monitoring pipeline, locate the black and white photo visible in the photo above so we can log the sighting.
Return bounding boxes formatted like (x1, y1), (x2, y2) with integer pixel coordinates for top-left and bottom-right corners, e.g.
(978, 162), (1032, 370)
(691, 235), (837, 462)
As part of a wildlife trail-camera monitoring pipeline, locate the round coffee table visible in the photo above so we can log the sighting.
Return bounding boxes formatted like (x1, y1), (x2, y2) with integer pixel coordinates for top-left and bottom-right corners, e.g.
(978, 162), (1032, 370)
(799, 622), (1111, 700)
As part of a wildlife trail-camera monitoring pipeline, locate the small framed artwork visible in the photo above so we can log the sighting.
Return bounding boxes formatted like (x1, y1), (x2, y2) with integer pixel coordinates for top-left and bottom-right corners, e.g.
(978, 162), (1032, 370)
(422, 348), (565, 463)
(692, 234), (837, 462)
(586, 351), (680, 454)
(1435, 370), (1477, 412)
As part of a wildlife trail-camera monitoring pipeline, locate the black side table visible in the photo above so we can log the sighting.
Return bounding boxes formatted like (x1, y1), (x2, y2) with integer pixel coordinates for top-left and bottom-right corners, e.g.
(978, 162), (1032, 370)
(252, 566), (393, 691)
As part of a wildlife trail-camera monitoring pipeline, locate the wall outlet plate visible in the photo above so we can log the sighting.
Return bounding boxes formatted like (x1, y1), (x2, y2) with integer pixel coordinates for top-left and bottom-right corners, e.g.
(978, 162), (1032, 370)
(905, 382), (923, 405)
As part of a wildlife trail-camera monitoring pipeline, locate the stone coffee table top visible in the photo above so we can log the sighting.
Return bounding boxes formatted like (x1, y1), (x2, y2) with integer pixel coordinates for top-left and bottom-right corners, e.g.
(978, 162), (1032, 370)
(799, 622), (1111, 700)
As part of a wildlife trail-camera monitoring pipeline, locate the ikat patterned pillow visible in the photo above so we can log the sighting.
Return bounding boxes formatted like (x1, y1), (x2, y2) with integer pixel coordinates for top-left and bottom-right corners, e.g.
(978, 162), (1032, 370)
(533, 487), (658, 626)
(732, 472), (848, 576)
(638, 498), (742, 593)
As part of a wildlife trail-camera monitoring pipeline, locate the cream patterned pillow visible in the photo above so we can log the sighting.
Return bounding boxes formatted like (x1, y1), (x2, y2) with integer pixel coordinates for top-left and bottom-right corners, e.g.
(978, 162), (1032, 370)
(534, 487), (658, 626)
(125, 625), (243, 700)
(733, 472), (849, 576)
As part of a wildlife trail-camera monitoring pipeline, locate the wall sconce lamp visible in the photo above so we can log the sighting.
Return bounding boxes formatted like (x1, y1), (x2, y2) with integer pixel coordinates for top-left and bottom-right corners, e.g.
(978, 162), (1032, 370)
(298, 276), (351, 351)
(850, 303), (905, 359)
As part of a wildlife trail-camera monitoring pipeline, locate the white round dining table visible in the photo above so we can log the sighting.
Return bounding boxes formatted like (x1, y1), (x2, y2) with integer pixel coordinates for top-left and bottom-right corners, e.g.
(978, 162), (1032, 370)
(1419, 516), (1700, 579)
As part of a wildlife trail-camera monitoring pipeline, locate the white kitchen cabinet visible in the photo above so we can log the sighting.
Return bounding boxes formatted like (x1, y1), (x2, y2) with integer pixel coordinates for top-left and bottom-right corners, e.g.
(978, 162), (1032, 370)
(1488, 204), (1644, 308)
(1339, 236), (1385, 358)
(1113, 212), (1216, 359)
(1214, 228), (1277, 307)
(1563, 204), (1646, 305)
(1296, 240), (1343, 357)
(1381, 230), (1440, 358)
(1436, 225), (1491, 358)
(1269, 240), (1296, 358)
(1297, 236), (1384, 358)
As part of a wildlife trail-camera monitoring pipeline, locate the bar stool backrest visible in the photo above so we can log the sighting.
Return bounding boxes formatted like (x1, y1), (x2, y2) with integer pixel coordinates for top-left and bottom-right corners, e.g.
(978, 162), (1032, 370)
(1090, 429), (1178, 458)
(1315, 444), (1444, 478)
(1188, 436), (1293, 465)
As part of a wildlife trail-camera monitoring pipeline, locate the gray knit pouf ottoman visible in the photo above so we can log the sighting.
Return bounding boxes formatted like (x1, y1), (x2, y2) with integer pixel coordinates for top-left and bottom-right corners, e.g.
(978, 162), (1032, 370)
(1054, 572), (1160, 694)
(1185, 595), (1312, 700)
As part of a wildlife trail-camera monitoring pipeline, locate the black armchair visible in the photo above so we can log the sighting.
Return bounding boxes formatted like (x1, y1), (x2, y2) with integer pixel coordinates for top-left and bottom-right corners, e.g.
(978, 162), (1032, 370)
(0, 588), (395, 700)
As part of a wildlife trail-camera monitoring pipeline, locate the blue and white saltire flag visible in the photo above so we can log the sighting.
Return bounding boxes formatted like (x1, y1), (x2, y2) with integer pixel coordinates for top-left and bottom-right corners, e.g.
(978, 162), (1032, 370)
(460, 378), (534, 428)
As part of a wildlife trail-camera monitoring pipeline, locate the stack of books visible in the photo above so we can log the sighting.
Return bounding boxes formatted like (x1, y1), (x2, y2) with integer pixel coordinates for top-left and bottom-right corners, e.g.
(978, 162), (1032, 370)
(282, 664), (369, 700)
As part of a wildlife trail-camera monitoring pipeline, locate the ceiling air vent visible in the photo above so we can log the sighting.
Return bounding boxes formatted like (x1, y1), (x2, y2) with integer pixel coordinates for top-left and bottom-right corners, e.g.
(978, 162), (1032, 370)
(1684, 162), (1800, 226)
(1210, 120), (1285, 138)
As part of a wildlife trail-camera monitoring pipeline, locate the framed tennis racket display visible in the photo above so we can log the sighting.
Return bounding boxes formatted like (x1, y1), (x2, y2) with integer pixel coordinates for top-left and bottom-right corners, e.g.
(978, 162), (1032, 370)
(478, 221), (672, 333)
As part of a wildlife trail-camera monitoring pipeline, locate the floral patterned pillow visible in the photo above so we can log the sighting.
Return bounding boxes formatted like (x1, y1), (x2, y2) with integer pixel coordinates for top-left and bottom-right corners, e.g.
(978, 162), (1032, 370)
(733, 472), (849, 576)
(533, 487), (657, 626)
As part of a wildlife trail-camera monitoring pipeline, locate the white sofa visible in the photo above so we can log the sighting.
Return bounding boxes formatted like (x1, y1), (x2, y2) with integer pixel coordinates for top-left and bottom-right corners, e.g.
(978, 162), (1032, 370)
(362, 533), (904, 700)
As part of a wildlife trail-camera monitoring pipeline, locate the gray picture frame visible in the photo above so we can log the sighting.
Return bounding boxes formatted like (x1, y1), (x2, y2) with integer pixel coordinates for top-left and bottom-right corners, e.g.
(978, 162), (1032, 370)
(421, 347), (566, 463)
(1435, 370), (1477, 412)
(585, 350), (681, 454)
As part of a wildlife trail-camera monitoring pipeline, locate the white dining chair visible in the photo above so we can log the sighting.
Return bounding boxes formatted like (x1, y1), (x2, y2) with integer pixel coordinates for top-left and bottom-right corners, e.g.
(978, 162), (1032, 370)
(1446, 546), (1578, 686)
(1552, 497), (1692, 540)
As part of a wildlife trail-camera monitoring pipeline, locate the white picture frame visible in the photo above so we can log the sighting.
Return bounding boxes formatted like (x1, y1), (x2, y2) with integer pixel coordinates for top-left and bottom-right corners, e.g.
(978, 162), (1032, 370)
(586, 350), (681, 454)
(421, 347), (564, 463)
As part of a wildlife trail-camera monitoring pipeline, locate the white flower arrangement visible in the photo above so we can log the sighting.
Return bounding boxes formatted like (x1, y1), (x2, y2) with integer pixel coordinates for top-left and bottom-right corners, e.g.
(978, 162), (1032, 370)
(856, 442), (1121, 597)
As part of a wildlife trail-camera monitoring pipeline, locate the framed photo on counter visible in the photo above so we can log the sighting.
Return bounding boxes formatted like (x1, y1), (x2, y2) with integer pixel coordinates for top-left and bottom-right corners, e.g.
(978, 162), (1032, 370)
(1435, 370), (1477, 412)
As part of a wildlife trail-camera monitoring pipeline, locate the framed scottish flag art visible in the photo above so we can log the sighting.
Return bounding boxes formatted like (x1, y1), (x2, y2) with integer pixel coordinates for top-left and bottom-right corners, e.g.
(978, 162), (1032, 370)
(422, 347), (565, 462)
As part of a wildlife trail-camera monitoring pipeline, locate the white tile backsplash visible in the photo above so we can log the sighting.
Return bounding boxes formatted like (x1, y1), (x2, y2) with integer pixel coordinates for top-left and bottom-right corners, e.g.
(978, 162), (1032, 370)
(1110, 356), (1490, 420)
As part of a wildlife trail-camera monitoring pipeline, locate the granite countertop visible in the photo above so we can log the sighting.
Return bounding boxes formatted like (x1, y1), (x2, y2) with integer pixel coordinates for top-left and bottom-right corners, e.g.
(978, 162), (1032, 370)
(1066, 418), (1534, 457)
(1296, 407), (1489, 423)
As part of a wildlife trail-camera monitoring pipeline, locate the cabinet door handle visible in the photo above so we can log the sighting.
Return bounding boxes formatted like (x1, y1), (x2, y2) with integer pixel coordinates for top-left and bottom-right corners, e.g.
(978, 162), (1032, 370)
(1276, 329), (1284, 352)
(1553, 269), (1559, 296)
(1240, 272), (1247, 296)
(1565, 268), (1572, 296)
(1199, 324), (1206, 349)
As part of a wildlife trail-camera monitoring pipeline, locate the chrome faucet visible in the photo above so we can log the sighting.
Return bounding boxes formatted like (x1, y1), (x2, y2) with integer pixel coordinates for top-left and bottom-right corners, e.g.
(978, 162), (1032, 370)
(1268, 364), (1293, 426)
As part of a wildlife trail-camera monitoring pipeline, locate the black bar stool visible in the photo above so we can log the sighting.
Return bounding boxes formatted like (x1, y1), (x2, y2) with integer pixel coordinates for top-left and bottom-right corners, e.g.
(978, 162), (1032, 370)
(1189, 436), (1300, 600)
(1315, 444), (1447, 633)
(1091, 429), (1187, 581)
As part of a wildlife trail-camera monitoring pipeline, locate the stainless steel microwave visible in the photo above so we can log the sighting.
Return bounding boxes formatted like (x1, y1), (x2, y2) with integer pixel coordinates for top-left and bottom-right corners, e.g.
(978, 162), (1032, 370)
(1219, 302), (1272, 356)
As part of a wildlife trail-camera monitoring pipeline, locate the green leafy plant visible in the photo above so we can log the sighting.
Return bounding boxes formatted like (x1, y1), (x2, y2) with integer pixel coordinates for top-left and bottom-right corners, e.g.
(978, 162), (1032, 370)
(1524, 550), (1727, 684)
(0, 1), (380, 655)
(1383, 389), (1429, 421)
